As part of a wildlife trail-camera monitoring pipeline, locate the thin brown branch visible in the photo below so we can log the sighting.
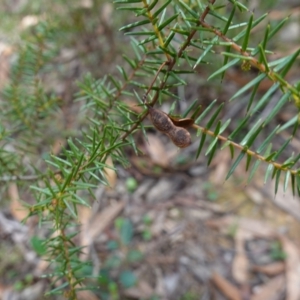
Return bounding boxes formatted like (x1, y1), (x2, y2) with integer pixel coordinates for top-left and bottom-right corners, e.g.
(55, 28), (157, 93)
(60, 227), (78, 299)
(198, 19), (300, 102)
(143, 61), (168, 103)
(201, 0), (216, 22)
(192, 123), (298, 175)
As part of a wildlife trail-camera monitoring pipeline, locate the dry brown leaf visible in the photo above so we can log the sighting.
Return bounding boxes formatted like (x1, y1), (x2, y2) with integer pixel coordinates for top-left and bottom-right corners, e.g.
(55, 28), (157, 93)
(78, 205), (93, 227)
(154, 267), (165, 298)
(252, 262), (285, 276)
(88, 201), (125, 237)
(104, 156), (117, 189)
(0, 43), (12, 90)
(124, 99), (143, 114)
(209, 151), (231, 185)
(244, 186), (264, 205)
(146, 255), (176, 265)
(206, 216), (276, 238)
(20, 15), (39, 29)
(173, 197), (225, 214)
(0, 283), (11, 299)
(211, 271), (242, 300)
(8, 183), (28, 222)
(145, 134), (170, 167)
(51, 138), (66, 156)
(236, 217), (276, 237)
(232, 229), (250, 284)
(101, 3), (113, 25)
(35, 259), (50, 275)
(250, 275), (285, 300)
(78, 205), (93, 259)
(269, 182), (300, 222)
(80, 0), (93, 8)
(79, 201), (125, 260)
(279, 236), (300, 300)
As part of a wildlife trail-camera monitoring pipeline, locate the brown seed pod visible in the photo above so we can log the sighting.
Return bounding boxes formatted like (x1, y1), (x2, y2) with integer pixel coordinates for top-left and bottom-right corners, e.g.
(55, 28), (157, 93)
(146, 104), (173, 133)
(168, 127), (192, 148)
(146, 103), (192, 148)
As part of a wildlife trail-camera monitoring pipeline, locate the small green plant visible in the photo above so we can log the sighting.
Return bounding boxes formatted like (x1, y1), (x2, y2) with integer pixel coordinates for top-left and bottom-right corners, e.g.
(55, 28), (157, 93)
(270, 241), (287, 261)
(13, 274), (34, 292)
(202, 182), (219, 201)
(125, 177), (138, 192)
(142, 214), (153, 241)
(181, 291), (200, 300)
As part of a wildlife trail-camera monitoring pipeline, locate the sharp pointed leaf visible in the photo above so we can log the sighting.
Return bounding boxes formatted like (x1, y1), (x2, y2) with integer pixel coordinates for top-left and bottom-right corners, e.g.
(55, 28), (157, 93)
(226, 151), (246, 180)
(196, 132), (207, 159)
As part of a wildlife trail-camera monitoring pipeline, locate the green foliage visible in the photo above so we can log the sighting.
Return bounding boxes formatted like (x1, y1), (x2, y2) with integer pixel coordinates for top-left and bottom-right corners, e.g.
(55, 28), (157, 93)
(202, 182), (219, 201)
(30, 236), (47, 256)
(142, 214), (153, 240)
(270, 241), (287, 261)
(119, 270), (137, 288)
(1, 0), (300, 298)
(115, 217), (134, 246)
(125, 177), (138, 192)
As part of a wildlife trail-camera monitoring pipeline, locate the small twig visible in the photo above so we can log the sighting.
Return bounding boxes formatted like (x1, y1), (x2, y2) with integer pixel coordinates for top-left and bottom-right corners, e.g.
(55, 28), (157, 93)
(201, 0), (216, 22)
(143, 61), (168, 104)
(191, 123), (298, 175)
(198, 16), (300, 103)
